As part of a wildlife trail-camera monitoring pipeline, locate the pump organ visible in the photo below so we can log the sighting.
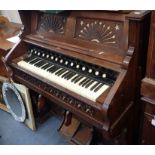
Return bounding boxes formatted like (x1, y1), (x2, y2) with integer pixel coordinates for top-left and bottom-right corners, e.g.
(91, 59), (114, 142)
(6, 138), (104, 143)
(5, 11), (150, 143)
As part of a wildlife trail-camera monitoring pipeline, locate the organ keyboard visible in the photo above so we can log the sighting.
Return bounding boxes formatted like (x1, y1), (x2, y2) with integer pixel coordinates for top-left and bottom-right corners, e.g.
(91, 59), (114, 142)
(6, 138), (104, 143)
(5, 11), (151, 143)
(17, 45), (117, 102)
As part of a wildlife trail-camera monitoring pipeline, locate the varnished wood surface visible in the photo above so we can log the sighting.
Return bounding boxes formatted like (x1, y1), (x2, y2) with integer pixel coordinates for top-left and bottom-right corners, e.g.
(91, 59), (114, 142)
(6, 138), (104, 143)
(146, 11), (155, 79)
(7, 10), (151, 143)
(141, 78), (155, 100)
(141, 98), (155, 144)
(140, 11), (155, 144)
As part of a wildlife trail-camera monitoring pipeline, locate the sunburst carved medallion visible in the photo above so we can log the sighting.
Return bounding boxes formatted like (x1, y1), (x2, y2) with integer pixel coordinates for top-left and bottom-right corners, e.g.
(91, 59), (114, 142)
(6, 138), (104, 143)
(38, 14), (66, 34)
(76, 19), (122, 45)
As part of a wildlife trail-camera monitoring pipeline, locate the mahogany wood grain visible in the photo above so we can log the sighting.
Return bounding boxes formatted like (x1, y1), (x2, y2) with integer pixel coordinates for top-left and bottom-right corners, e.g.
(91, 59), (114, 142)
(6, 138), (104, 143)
(7, 10), (151, 144)
(140, 11), (155, 144)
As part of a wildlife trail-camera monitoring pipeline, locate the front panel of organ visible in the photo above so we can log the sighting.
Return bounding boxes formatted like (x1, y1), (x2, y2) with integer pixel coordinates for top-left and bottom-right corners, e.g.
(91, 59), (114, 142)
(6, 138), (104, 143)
(5, 11), (151, 144)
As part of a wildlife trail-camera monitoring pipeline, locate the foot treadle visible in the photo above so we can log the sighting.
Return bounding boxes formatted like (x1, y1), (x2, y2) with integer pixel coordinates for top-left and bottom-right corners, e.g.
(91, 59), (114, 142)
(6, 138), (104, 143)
(58, 111), (93, 145)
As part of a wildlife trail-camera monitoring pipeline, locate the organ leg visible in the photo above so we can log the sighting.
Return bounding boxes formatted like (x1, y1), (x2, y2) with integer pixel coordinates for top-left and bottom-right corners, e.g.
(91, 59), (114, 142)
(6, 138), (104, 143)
(58, 111), (93, 144)
(30, 91), (53, 123)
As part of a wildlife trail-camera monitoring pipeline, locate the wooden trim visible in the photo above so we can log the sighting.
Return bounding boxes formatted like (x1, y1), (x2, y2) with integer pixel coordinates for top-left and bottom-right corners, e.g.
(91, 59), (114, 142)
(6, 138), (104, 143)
(141, 77), (155, 100)
(0, 102), (9, 112)
(0, 76), (9, 112)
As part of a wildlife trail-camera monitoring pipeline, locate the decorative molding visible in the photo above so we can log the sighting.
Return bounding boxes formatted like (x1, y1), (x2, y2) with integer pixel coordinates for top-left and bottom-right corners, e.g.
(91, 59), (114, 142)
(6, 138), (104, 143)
(76, 19), (122, 45)
(38, 14), (66, 34)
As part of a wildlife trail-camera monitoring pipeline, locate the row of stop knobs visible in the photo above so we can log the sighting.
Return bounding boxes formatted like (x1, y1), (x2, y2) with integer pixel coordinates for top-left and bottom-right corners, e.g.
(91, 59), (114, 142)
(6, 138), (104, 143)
(31, 49), (107, 78)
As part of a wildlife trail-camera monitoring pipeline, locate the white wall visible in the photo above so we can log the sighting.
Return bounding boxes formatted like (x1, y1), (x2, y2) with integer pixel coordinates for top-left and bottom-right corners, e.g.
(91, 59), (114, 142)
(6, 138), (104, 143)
(0, 10), (22, 24)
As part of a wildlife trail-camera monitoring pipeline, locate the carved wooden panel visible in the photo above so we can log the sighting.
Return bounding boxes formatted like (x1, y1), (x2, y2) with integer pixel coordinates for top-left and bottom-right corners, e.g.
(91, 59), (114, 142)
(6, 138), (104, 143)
(75, 18), (123, 47)
(38, 14), (67, 34)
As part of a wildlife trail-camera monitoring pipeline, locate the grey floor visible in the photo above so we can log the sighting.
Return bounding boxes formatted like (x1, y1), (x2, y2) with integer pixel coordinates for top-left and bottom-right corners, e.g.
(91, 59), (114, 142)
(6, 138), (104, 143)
(0, 110), (69, 145)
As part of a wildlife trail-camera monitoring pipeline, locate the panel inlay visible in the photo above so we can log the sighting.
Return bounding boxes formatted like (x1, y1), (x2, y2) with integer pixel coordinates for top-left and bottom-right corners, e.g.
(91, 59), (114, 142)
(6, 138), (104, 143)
(75, 18), (123, 46)
(38, 14), (67, 34)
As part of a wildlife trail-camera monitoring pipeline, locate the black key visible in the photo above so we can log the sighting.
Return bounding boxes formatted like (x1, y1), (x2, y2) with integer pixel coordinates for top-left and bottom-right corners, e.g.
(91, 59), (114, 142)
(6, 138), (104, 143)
(55, 68), (63, 75)
(33, 59), (42, 64)
(74, 76), (83, 84)
(34, 60), (43, 66)
(63, 71), (72, 79)
(38, 63), (46, 68)
(57, 69), (67, 76)
(53, 68), (62, 74)
(40, 63), (48, 69)
(73, 75), (82, 83)
(64, 71), (73, 79)
(35, 60), (45, 67)
(71, 75), (79, 82)
(52, 68), (60, 74)
(33, 60), (42, 66)
(64, 72), (74, 79)
(50, 67), (60, 73)
(85, 80), (94, 88)
(29, 58), (40, 64)
(48, 66), (58, 73)
(47, 66), (55, 72)
(38, 61), (47, 67)
(55, 68), (65, 75)
(81, 79), (91, 87)
(90, 82), (100, 91)
(83, 79), (92, 87)
(83, 79), (91, 87)
(41, 63), (51, 69)
(60, 70), (69, 77)
(67, 72), (76, 80)
(79, 77), (88, 86)
(71, 74), (79, 81)
(43, 64), (51, 70)
(61, 71), (70, 78)
(94, 83), (104, 92)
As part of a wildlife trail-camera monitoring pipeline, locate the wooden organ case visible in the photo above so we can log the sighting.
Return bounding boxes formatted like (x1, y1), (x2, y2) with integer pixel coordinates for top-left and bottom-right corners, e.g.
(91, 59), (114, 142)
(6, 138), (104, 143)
(141, 11), (155, 144)
(5, 11), (150, 144)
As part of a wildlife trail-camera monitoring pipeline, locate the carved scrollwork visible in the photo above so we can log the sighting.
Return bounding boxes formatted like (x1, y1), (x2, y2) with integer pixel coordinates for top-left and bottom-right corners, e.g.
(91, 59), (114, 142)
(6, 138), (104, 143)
(38, 14), (66, 34)
(76, 19), (122, 46)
